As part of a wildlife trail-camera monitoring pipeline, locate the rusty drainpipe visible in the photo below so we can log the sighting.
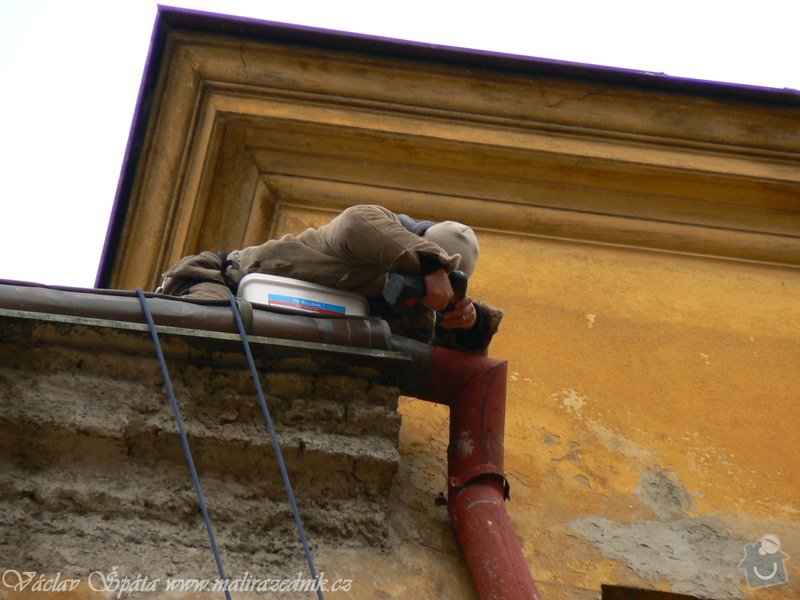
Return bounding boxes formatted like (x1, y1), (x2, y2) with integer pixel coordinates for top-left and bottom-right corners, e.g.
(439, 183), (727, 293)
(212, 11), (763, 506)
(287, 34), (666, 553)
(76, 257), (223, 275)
(415, 345), (540, 600)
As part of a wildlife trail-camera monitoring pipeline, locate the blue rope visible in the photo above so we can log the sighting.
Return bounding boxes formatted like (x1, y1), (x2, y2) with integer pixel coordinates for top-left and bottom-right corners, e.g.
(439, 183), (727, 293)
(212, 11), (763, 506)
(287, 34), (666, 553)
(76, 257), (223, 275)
(228, 297), (325, 600)
(136, 289), (232, 600)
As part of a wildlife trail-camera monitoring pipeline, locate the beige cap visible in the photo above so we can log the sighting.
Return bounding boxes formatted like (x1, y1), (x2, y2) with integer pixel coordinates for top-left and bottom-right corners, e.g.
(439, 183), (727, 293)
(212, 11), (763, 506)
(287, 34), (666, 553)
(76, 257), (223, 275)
(424, 221), (480, 276)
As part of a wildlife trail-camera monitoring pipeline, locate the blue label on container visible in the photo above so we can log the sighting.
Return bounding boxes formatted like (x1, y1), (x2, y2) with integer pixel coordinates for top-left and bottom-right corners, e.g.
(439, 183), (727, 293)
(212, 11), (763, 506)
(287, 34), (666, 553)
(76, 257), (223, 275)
(268, 294), (347, 315)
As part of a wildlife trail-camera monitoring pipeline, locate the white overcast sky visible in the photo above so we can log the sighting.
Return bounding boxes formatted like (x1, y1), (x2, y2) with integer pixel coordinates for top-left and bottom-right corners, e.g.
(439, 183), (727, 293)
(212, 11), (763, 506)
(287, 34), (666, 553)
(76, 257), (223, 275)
(0, 0), (798, 288)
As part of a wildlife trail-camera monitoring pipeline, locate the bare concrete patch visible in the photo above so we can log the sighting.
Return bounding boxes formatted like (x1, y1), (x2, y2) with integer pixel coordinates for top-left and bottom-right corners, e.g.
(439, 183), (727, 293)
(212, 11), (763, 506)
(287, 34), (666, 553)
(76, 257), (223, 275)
(570, 467), (748, 599)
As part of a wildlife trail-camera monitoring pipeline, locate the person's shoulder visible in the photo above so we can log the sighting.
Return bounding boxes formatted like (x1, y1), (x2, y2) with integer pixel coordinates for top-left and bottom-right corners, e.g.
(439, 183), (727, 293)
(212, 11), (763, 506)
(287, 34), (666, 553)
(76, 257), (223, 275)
(343, 204), (395, 216)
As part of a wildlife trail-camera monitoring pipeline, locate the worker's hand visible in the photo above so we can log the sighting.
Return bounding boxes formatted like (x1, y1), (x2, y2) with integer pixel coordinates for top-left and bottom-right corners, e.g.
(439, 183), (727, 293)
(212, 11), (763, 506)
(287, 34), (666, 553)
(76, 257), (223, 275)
(421, 268), (454, 311)
(439, 296), (478, 330)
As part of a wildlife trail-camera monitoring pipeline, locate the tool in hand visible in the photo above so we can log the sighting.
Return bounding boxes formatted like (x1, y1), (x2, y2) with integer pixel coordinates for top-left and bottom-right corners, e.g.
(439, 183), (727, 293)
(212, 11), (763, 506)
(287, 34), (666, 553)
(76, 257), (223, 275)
(383, 270), (468, 313)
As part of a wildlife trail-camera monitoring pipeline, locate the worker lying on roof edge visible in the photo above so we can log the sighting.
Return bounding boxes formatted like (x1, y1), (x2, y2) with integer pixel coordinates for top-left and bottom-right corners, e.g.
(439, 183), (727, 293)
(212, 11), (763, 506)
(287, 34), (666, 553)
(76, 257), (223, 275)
(156, 204), (503, 354)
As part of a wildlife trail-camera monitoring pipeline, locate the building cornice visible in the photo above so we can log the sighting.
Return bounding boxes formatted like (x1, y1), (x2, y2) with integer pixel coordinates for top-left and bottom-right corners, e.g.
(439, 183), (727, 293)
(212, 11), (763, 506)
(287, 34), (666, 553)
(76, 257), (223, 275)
(98, 6), (800, 289)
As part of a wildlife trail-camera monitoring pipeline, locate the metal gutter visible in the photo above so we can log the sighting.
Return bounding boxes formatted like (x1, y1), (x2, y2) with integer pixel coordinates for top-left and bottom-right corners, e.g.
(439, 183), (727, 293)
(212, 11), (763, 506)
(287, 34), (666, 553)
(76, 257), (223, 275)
(0, 281), (401, 359)
(0, 308), (404, 361)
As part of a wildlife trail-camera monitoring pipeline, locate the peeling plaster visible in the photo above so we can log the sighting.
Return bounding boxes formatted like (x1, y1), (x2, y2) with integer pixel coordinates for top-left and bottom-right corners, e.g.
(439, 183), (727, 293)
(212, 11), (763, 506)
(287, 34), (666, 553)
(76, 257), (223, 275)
(553, 388), (588, 416)
(551, 387), (654, 463)
(585, 419), (654, 463)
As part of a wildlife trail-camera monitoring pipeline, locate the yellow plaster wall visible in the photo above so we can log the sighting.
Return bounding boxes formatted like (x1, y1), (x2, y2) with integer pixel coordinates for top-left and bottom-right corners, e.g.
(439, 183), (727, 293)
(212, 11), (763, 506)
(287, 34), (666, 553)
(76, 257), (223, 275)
(394, 232), (800, 598)
(484, 232), (799, 513)
(9, 222), (797, 600)
(229, 224), (798, 599)
(213, 206), (799, 599)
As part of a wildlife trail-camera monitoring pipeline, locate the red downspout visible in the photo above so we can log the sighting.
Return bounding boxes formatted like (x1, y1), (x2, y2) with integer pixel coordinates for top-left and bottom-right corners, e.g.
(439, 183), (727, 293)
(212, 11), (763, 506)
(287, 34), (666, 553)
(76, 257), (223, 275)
(421, 346), (540, 600)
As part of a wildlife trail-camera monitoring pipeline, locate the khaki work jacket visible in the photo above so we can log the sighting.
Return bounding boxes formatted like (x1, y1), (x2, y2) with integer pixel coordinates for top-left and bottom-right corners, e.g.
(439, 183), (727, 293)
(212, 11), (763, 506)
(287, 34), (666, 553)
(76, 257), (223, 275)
(158, 205), (502, 353)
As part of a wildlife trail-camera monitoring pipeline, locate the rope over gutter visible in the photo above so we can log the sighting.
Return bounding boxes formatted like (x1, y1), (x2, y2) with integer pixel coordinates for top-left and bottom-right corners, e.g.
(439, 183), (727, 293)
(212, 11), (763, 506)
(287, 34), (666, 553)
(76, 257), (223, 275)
(136, 289), (233, 600)
(227, 296), (325, 600)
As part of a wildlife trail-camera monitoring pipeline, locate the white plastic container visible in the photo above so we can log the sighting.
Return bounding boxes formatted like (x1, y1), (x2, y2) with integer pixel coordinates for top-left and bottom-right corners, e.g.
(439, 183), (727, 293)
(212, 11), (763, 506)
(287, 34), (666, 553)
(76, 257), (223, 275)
(237, 273), (368, 317)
